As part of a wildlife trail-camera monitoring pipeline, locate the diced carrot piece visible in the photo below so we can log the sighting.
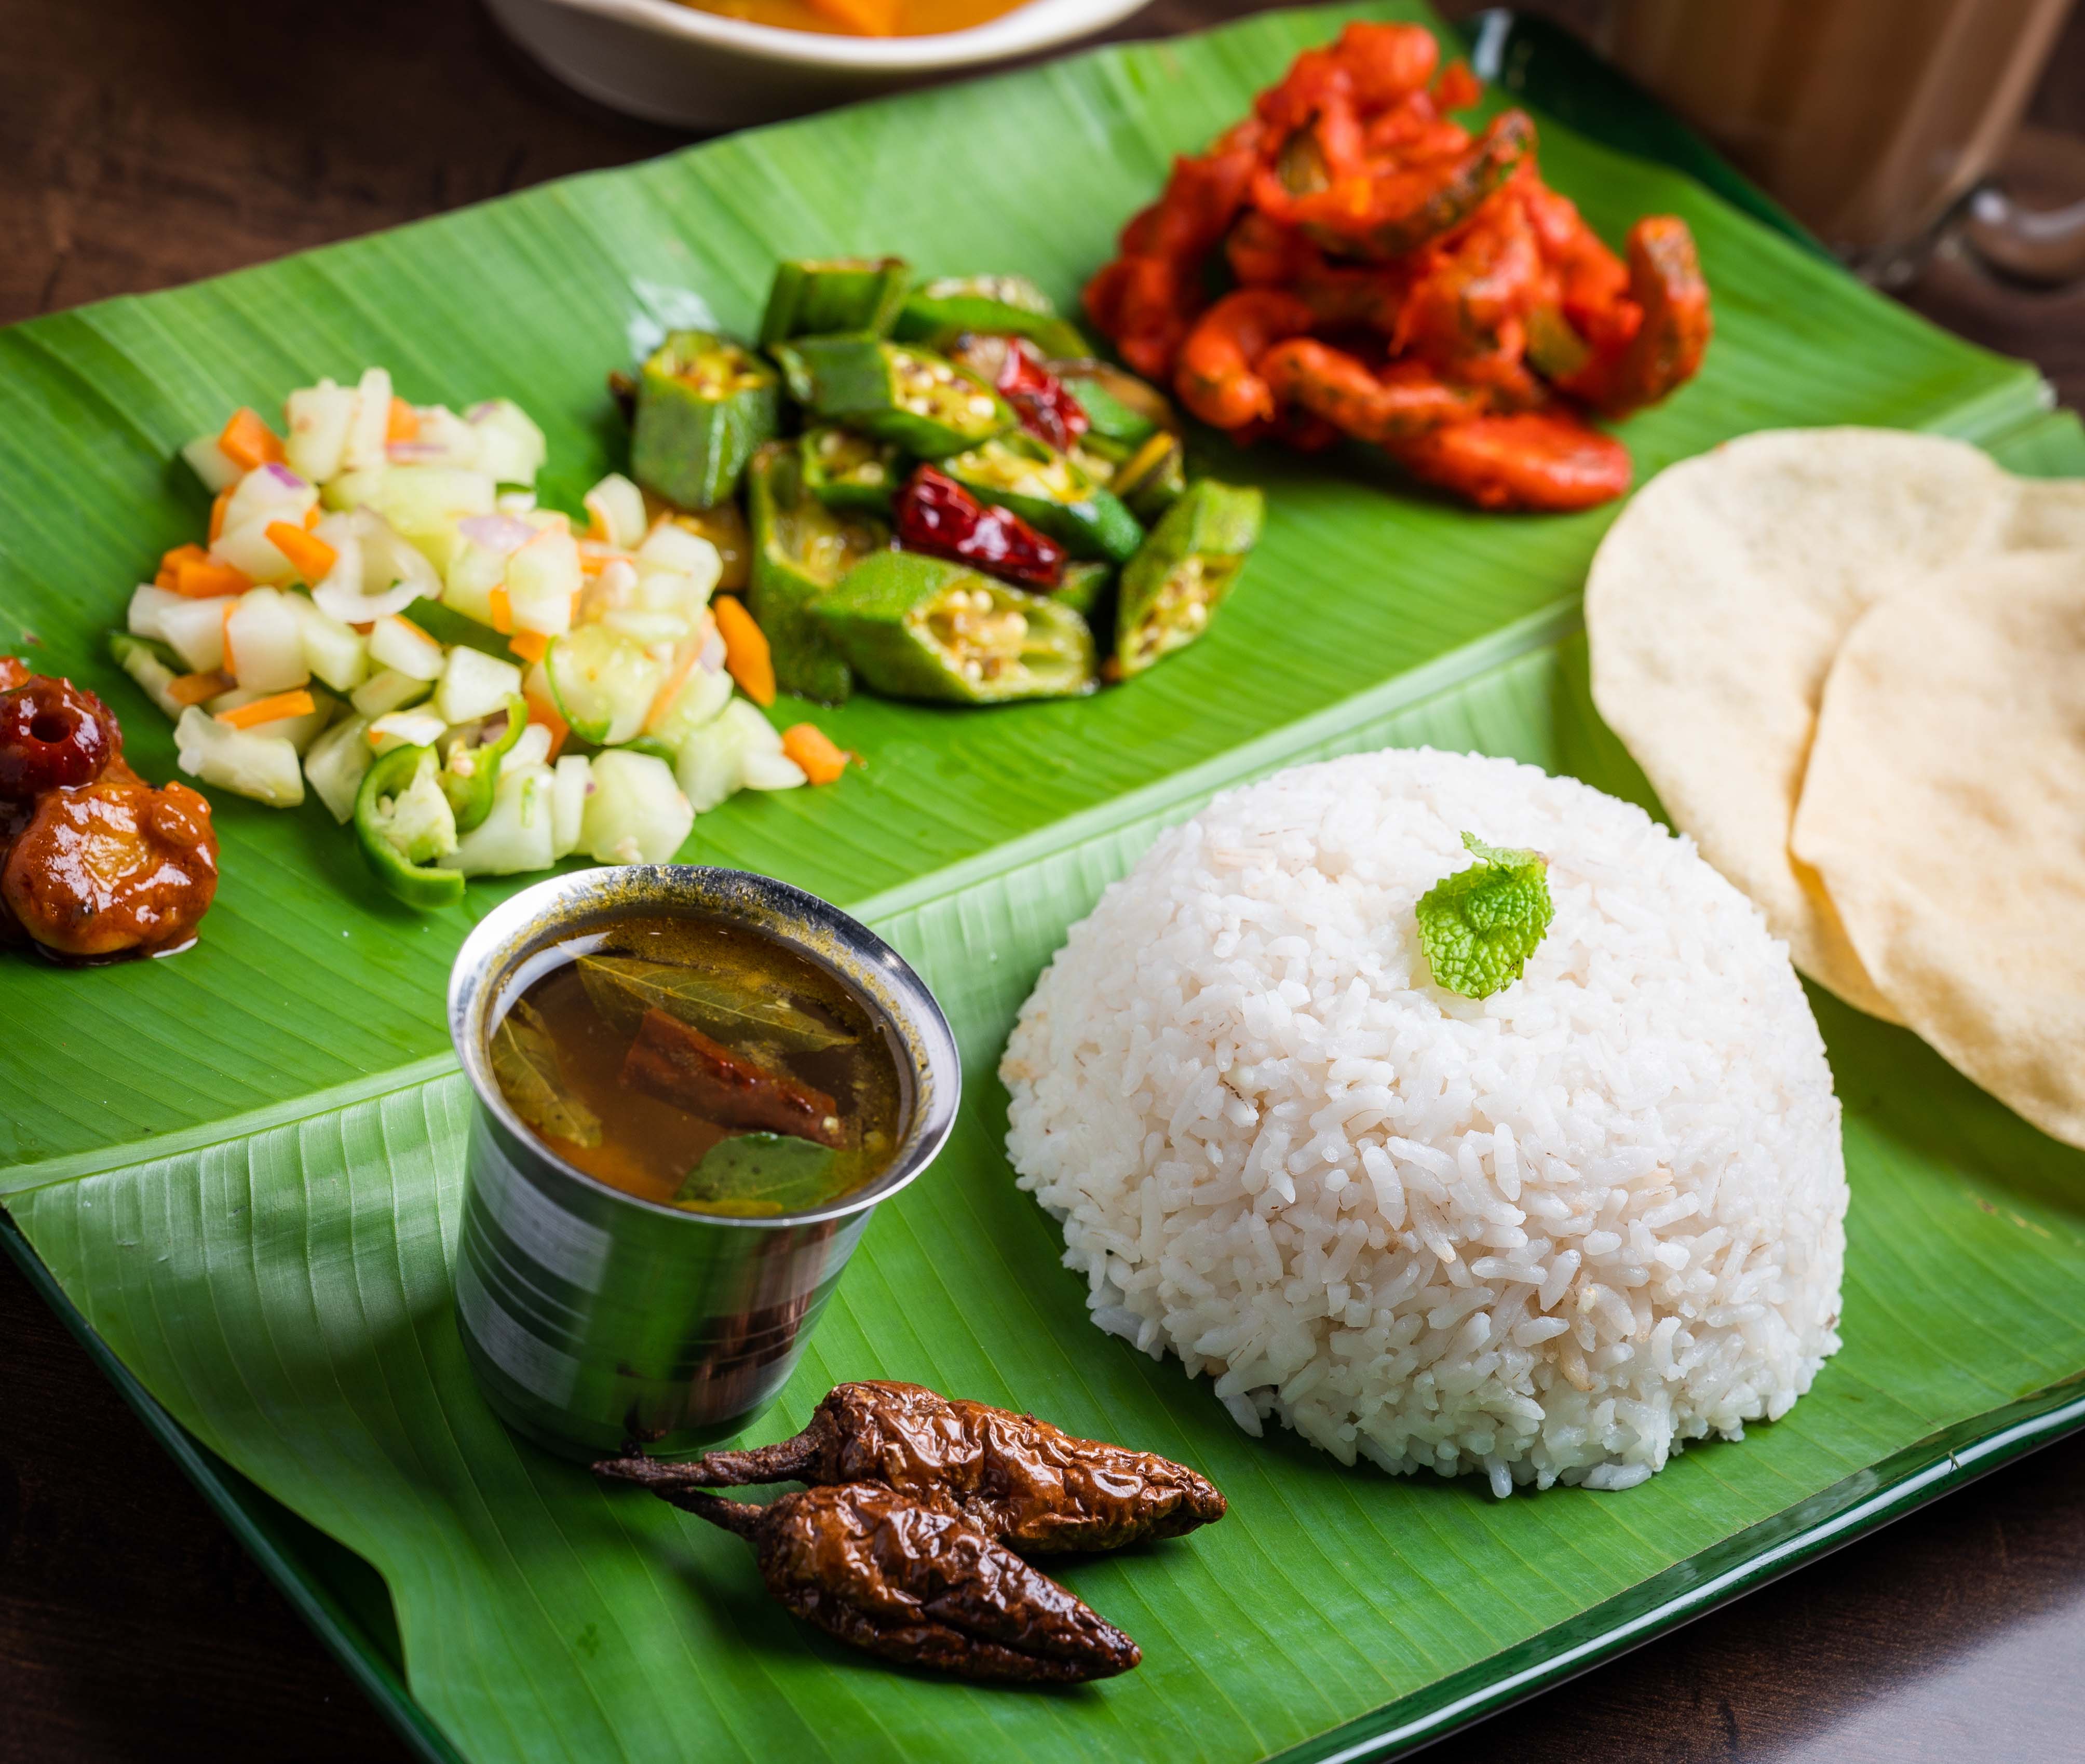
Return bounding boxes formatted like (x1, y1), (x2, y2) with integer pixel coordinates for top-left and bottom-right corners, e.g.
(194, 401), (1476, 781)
(508, 629), (550, 664)
(218, 408), (286, 472)
(386, 397), (419, 443)
(713, 595), (775, 707)
(806, 0), (900, 33)
(523, 681), (568, 761)
(160, 542), (207, 589)
(176, 557), (254, 599)
(302, 504), (321, 530)
(266, 521), (339, 584)
(209, 489), (233, 544)
(782, 723), (852, 786)
(488, 585), (513, 635)
(167, 670), (230, 707)
(216, 689), (315, 729)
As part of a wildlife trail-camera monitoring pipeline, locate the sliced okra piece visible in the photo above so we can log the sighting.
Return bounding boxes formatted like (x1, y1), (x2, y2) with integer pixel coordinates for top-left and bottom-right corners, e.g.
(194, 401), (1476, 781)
(759, 257), (911, 347)
(1115, 480), (1264, 679)
(770, 337), (1012, 459)
(815, 550), (1095, 704)
(800, 425), (900, 514)
(748, 441), (887, 705)
(1049, 360), (1179, 453)
(940, 435), (1143, 564)
(893, 275), (1089, 360)
(1108, 430), (1187, 524)
(630, 330), (780, 509)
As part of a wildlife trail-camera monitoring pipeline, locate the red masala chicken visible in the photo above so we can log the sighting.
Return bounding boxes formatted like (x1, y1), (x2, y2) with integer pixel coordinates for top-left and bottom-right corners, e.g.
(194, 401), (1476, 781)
(1084, 21), (1712, 510)
(0, 666), (219, 961)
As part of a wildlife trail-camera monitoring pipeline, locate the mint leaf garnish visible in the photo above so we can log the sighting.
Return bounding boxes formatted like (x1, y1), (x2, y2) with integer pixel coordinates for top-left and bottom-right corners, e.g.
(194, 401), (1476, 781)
(1416, 832), (1554, 1000)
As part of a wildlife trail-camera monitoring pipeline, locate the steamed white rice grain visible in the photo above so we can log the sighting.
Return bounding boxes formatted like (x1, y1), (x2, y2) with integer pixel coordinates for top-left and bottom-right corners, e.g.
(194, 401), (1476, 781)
(1000, 748), (1846, 1492)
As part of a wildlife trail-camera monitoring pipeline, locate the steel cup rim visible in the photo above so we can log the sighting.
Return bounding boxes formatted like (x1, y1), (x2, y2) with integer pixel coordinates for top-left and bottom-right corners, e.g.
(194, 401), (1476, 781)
(448, 864), (961, 1230)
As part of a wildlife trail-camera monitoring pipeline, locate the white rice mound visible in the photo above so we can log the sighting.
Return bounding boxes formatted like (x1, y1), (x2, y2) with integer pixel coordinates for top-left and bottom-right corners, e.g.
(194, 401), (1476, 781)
(1001, 749), (1847, 1494)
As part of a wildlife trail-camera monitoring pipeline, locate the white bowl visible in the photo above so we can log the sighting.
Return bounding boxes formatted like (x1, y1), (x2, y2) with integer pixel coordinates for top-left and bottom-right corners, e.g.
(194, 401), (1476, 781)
(485, 0), (1157, 130)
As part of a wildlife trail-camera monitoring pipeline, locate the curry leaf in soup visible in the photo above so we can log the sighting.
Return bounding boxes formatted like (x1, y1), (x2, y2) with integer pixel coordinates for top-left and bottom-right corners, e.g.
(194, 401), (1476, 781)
(492, 1001), (604, 1148)
(577, 952), (856, 1052)
(677, 1132), (843, 1215)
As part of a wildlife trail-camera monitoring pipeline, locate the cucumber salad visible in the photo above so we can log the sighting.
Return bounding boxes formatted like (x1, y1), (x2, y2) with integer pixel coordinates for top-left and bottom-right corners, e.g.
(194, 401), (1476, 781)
(114, 369), (819, 910)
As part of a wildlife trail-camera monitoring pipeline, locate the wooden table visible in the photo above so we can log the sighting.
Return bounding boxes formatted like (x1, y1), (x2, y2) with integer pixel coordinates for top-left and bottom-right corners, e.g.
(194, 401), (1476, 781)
(5, 1), (2084, 1758)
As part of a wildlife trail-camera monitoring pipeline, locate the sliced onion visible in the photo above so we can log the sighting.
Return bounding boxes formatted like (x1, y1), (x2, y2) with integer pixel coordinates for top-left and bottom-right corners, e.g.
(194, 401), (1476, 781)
(309, 509), (432, 622)
(258, 460), (310, 492)
(458, 513), (537, 555)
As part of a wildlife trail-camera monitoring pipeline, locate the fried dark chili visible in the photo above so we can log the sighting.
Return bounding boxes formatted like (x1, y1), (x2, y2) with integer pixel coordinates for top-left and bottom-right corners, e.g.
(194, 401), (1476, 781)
(596, 1381), (1226, 1681)
(602, 1380), (1227, 1553)
(671, 1482), (1141, 1684)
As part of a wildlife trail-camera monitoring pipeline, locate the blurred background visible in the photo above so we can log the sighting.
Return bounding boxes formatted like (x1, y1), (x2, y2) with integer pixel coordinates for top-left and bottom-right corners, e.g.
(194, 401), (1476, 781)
(4, 2), (2083, 1760)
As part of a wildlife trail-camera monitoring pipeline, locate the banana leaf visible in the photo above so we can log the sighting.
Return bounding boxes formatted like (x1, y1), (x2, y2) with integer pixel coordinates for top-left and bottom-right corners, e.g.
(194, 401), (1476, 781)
(0, 0), (2042, 1184)
(4, 4), (2084, 1761)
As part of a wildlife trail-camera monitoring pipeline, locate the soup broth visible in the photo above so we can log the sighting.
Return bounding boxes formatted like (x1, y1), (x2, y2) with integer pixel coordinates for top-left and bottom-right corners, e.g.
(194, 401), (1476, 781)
(490, 913), (902, 1216)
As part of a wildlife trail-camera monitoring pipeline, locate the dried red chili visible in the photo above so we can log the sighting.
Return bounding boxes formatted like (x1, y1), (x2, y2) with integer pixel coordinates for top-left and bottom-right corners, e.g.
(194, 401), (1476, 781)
(893, 466), (1066, 590)
(620, 1007), (848, 1146)
(993, 339), (1090, 452)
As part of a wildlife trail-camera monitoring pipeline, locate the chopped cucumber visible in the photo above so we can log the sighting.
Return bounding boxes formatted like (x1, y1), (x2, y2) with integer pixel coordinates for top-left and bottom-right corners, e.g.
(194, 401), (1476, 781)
(224, 588), (311, 694)
(551, 754), (591, 859)
(441, 765), (556, 876)
(581, 750), (693, 866)
(368, 613), (445, 682)
(341, 367), (393, 474)
(467, 399), (548, 486)
(584, 473), (648, 548)
(174, 706), (304, 808)
(157, 593), (238, 674)
(286, 593), (369, 693)
(109, 631), (184, 720)
(647, 664), (734, 748)
(546, 626), (662, 747)
(304, 714), (375, 823)
(351, 667), (433, 718)
(672, 696), (776, 812)
(181, 435), (242, 493)
(507, 526), (583, 636)
(285, 378), (357, 484)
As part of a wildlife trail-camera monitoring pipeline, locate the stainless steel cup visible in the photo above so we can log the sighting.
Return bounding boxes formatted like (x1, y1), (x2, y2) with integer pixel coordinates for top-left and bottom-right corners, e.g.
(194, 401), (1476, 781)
(446, 865), (960, 1461)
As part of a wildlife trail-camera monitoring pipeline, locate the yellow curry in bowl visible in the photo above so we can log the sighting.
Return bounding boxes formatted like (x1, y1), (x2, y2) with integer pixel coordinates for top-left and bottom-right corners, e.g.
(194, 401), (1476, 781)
(681, 0), (1030, 37)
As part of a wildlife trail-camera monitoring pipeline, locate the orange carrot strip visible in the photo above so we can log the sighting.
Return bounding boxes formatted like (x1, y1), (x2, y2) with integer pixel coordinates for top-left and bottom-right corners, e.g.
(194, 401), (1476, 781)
(713, 595), (775, 708)
(218, 408), (286, 471)
(266, 521), (339, 584)
(209, 489), (233, 544)
(643, 642), (701, 731)
(386, 397), (419, 443)
(508, 629), (551, 664)
(216, 689), (315, 729)
(488, 585), (513, 635)
(782, 723), (852, 786)
(302, 504), (321, 530)
(524, 681), (568, 761)
(177, 557), (254, 599)
(222, 603), (239, 677)
(167, 669), (231, 707)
